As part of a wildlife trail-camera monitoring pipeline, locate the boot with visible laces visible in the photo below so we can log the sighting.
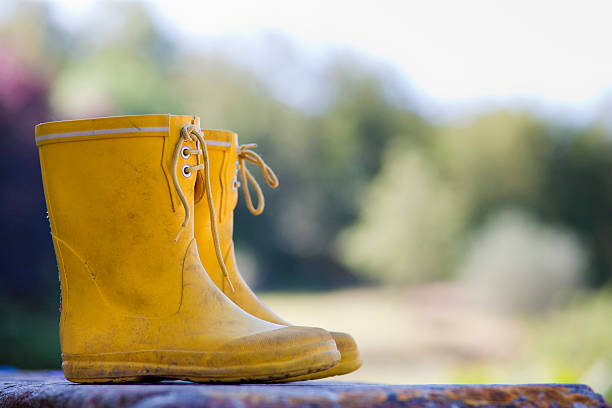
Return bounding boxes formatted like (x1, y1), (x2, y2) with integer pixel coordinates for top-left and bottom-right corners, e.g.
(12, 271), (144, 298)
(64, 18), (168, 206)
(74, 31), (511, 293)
(193, 129), (361, 381)
(35, 115), (340, 383)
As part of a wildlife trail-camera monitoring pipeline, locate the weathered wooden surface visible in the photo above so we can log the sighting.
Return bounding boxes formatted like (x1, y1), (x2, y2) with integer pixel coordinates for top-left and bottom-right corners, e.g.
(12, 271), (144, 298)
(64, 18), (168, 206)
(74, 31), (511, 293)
(0, 370), (609, 408)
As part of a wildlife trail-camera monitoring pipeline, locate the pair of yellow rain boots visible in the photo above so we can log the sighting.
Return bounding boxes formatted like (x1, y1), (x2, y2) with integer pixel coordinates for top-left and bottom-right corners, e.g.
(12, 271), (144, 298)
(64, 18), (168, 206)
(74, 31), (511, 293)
(35, 114), (360, 383)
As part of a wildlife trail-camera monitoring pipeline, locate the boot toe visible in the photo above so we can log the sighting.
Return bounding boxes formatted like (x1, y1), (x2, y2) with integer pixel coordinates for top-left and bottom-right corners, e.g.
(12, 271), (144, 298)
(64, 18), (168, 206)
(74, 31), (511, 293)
(270, 330), (361, 382)
(204, 326), (340, 380)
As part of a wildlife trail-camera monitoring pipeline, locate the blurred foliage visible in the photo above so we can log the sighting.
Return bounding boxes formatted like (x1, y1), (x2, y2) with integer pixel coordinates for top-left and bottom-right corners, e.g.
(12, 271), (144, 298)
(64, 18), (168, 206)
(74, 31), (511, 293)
(0, 1), (610, 374)
(339, 142), (469, 282)
(450, 289), (612, 400)
(339, 112), (612, 289)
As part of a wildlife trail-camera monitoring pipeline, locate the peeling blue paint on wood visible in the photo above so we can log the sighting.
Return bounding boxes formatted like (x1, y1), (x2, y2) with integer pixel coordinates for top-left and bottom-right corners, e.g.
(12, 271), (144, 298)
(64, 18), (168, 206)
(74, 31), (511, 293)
(0, 371), (609, 408)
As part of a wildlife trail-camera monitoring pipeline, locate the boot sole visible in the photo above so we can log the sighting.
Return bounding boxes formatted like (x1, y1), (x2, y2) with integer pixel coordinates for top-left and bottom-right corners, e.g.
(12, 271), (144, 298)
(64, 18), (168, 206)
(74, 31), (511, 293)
(62, 339), (340, 383)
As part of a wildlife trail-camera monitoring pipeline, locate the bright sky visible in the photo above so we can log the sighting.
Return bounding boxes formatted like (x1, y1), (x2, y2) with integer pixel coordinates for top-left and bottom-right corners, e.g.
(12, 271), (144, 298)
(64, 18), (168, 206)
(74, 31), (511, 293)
(45, 0), (612, 122)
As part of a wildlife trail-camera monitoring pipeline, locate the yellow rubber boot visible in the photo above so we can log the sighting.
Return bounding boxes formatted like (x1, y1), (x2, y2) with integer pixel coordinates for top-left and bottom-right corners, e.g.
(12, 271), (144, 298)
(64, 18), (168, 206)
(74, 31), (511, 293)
(194, 129), (361, 381)
(35, 115), (340, 383)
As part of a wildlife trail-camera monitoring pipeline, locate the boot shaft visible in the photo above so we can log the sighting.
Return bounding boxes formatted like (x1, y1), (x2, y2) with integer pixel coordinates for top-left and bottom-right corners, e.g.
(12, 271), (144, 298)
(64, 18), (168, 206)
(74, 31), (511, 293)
(192, 131), (288, 326)
(199, 129), (240, 228)
(194, 130), (240, 290)
(36, 114), (201, 318)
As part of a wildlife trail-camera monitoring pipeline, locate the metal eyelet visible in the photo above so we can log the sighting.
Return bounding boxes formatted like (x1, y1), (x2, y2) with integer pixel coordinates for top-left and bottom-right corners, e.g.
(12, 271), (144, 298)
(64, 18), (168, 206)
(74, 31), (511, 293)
(181, 145), (190, 159)
(181, 164), (192, 178)
(232, 178), (239, 190)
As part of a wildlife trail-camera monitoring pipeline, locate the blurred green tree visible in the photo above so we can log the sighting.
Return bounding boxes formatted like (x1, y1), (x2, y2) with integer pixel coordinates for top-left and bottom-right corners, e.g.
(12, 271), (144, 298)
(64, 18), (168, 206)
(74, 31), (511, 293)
(339, 111), (612, 288)
(539, 125), (612, 286)
(338, 112), (551, 283)
(338, 141), (468, 282)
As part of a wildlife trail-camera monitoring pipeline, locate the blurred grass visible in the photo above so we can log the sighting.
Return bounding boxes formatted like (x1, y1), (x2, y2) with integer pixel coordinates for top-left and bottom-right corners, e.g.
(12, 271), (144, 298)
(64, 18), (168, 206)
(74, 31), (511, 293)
(260, 285), (612, 399)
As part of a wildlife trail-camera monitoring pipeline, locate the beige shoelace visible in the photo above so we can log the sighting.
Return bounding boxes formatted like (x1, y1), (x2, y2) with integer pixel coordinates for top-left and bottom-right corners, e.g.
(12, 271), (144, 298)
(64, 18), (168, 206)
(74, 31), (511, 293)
(237, 143), (279, 215)
(172, 124), (234, 292)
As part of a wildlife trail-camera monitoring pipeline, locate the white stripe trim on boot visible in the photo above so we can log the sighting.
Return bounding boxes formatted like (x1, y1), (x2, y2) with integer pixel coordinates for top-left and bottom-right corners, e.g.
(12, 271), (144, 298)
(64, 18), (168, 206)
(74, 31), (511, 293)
(36, 127), (170, 142)
(203, 140), (232, 147)
(36, 127), (233, 147)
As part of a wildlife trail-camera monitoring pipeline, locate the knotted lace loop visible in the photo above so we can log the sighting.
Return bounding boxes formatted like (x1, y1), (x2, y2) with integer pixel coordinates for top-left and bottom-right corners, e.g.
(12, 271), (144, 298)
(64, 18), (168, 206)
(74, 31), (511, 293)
(237, 143), (279, 215)
(172, 124), (234, 292)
